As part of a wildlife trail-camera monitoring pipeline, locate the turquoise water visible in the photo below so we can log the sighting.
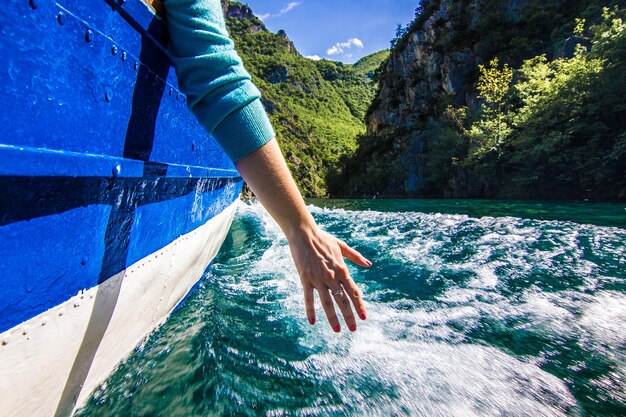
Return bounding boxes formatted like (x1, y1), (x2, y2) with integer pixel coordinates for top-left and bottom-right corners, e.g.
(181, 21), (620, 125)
(78, 199), (626, 416)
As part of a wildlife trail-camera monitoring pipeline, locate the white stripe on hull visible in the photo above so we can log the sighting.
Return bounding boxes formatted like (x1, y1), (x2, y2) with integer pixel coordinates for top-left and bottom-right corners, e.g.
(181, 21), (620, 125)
(0, 202), (237, 417)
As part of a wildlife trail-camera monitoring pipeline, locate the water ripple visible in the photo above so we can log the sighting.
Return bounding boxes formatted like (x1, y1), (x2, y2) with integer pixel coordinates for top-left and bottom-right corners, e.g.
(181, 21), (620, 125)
(77, 200), (626, 417)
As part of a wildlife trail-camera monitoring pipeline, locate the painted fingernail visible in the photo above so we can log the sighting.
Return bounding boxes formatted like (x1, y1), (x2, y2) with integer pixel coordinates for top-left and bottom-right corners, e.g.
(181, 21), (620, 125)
(359, 312), (367, 320)
(308, 317), (315, 325)
(333, 324), (341, 333)
(349, 323), (357, 332)
(365, 259), (372, 267)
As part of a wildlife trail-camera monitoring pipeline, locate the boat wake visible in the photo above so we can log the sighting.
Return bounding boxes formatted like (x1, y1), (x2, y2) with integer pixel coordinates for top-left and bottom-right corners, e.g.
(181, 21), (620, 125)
(78, 200), (626, 416)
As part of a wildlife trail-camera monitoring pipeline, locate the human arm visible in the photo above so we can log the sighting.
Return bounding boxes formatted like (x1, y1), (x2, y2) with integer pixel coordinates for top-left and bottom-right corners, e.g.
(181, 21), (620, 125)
(163, 0), (371, 331)
(235, 139), (371, 332)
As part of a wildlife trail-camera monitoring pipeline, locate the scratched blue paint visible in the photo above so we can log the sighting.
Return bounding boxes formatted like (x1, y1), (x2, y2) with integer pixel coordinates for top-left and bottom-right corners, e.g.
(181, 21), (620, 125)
(0, 145), (238, 179)
(0, 0), (233, 171)
(0, 181), (242, 333)
(126, 180), (241, 268)
(0, 205), (111, 331)
(0, 0), (244, 333)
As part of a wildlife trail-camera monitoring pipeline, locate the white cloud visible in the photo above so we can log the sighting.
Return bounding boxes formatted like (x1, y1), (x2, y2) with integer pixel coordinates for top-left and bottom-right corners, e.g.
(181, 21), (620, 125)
(278, 2), (301, 16)
(259, 1), (301, 20)
(326, 38), (364, 56)
(305, 55), (322, 60)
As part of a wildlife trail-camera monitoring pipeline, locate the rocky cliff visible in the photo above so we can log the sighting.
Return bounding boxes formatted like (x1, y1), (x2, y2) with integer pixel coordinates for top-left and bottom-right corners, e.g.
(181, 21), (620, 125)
(367, 1), (476, 135)
(222, 1), (260, 28)
(335, 0), (625, 200)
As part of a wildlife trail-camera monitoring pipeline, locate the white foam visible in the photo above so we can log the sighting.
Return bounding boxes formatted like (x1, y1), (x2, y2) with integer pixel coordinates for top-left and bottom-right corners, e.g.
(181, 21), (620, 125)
(222, 201), (626, 415)
(580, 291), (626, 351)
(298, 332), (576, 417)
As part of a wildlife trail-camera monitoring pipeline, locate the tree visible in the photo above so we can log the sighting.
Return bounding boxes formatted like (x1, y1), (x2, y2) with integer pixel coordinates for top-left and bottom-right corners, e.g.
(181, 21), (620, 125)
(469, 58), (513, 157)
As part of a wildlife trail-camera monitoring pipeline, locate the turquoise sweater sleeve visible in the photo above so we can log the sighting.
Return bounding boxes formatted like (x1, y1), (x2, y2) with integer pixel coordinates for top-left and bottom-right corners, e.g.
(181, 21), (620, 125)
(163, 0), (275, 161)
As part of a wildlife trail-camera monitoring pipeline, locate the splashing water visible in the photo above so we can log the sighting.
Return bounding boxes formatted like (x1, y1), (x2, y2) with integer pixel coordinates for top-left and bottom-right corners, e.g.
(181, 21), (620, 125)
(77, 200), (626, 417)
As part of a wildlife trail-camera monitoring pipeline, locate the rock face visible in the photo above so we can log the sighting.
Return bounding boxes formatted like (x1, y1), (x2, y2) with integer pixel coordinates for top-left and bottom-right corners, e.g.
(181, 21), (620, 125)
(339, 0), (623, 199)
(277, 30), (298, 54)
(367, 0), (482, 135)
(352, 0), (541, 196)
(221, 1), (264, 33)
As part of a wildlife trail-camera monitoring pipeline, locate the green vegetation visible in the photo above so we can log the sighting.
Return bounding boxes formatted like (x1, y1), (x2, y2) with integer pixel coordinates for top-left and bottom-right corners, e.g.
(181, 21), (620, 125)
(427, 7), (626, 199)
(224, 6), (382, 197)
(349, 50), (390, 80)
(337, 1), (626, 200)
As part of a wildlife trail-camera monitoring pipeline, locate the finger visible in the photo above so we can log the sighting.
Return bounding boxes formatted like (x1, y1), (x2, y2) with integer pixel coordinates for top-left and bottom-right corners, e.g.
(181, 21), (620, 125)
(304, 285), (316, 325)
(330, 286), (357, 332)
(318, 288), (341, 333)
(341, 275), (367, 321)
(337, 239), (372, 267)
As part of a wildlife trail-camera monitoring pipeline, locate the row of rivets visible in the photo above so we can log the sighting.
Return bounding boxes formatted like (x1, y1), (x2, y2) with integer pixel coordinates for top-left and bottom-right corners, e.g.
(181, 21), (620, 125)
(50, 5), (187, 105)
(1, 288), (103, 346)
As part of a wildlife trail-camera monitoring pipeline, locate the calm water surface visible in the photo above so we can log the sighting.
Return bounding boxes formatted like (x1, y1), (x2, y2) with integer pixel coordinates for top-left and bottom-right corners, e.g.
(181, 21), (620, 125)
(77, 199), (626, 416)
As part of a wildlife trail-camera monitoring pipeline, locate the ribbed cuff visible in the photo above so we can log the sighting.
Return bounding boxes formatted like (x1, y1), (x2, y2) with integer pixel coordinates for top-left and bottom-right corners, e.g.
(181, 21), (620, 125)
(211, 99), (275, 161)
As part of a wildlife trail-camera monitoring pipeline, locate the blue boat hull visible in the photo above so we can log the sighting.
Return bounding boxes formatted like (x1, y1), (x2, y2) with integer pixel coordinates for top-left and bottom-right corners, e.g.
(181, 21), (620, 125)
(0, 0), (242, 415)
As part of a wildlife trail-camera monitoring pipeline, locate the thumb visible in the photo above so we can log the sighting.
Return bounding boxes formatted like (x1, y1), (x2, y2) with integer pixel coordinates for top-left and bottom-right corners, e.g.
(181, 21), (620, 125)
(337, 239), (372, 267)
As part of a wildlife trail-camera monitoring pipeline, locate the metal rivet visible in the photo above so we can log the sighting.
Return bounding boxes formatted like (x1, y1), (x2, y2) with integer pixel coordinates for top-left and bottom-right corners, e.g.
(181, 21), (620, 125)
(57, 12), (65, 25)
(112, 164), (121, 177)
(105, 89), (112, 102)
(112, 45), (118, 55)
(121, 51), (127, 61)
(134, 61), (139, 71)
(29, 0), (38, 9)
(85, 30), (93, 43)
(168, 88), (173, 96)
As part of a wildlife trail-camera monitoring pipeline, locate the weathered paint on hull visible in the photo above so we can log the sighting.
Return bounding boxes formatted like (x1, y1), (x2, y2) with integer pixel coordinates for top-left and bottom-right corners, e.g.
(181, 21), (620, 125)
(0, 202), (238, 417)
(0, 0), (242, 415)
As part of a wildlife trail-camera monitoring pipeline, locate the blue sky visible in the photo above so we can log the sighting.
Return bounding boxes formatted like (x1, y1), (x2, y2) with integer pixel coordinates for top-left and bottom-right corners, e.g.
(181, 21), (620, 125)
(240, 0), (419, 63)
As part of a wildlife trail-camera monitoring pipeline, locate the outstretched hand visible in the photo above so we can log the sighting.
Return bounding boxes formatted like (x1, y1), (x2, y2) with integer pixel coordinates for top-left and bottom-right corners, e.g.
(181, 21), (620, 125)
(235, 138), (372, 333)
(287, 226), (371, 332)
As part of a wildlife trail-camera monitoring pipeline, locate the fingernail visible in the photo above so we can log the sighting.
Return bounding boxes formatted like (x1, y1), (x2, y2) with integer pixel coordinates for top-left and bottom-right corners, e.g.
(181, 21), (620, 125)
(365, 259), (372, 267)
(309, 317), (315, 325)
(359, 312), (367, 320)
(333, 324), (341, 333)
(349, 323), (357, 332)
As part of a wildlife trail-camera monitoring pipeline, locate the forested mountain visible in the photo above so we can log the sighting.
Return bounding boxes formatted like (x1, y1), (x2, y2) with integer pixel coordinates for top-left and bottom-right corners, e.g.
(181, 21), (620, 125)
(222, 1), (387, 197)
(335, 0), (626, 200)
(350, 50), (391, 80)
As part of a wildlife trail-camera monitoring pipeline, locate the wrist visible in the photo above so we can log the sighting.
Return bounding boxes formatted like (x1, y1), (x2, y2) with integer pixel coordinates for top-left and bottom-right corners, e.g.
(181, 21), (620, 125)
(283, 215), (318, 243)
